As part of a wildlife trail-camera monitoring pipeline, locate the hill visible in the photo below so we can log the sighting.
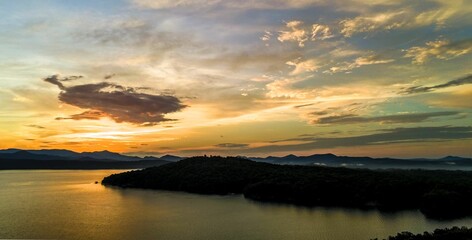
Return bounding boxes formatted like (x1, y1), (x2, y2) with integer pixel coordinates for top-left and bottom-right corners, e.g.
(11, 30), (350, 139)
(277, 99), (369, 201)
(0, 150), (171, 169)
(0, 148), (161, 161)
(1, 148), (471, 170)
(250, 154), (472, 170)
(102, 156), (472, 219)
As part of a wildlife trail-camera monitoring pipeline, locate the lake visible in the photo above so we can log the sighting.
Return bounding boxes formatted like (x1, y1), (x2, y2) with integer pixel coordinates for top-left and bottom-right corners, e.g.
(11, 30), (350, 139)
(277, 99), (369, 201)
(1, 170), (471, 240)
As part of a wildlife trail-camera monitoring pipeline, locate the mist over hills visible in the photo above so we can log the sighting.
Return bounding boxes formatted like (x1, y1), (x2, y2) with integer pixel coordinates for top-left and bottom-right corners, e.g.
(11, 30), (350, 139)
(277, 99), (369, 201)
(0, 148), (471, 170)
(250, 153), (472, 170)
(0, 149), (173, 169)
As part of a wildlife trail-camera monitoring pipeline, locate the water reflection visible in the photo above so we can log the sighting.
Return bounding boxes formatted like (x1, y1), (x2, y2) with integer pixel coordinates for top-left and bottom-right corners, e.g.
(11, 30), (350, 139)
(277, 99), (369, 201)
(0, 170), (471, 240)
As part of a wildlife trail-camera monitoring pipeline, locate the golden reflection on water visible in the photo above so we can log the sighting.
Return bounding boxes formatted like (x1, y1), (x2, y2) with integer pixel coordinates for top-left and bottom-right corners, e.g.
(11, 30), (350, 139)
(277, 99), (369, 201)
(66, 182), (103, 192)
(1, 170), (472, 240)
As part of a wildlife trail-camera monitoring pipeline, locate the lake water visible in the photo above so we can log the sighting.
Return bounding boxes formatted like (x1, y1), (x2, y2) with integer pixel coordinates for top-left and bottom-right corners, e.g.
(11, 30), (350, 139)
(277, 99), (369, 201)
(1, 170), (471, 240)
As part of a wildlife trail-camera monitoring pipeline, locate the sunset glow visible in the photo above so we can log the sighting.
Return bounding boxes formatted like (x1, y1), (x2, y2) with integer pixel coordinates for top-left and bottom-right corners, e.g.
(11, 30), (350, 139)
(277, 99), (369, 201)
(1, 0), (471, 157)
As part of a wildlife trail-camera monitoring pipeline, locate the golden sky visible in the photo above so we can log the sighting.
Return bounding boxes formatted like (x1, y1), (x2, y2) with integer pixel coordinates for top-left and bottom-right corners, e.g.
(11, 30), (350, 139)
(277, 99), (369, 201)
(0, 0), (471, 157)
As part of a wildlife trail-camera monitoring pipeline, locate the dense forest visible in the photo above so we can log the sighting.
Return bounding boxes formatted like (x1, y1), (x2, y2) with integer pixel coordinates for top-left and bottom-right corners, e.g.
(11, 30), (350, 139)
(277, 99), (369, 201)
(372, 227), (472, 240)
(102, 156), (472, 219)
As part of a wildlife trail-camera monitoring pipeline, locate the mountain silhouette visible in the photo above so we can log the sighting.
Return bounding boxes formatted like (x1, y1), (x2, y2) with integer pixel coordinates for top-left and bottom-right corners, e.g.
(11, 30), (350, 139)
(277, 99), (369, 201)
(0, 149), (170, 169)
(0, 148), (471, 170)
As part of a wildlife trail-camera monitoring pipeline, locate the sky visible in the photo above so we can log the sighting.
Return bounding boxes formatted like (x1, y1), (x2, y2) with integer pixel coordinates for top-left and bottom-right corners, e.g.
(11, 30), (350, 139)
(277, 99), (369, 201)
(0, 0), (471, 158)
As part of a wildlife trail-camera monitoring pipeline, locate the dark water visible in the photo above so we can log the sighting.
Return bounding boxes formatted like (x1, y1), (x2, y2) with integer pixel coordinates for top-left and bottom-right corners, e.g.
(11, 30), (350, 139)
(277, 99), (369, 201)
(1, 170), (471, 240)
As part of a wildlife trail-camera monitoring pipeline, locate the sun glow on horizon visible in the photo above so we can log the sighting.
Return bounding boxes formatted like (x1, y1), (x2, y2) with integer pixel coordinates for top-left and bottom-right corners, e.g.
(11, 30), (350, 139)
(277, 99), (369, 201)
(0, 0), (471, 158)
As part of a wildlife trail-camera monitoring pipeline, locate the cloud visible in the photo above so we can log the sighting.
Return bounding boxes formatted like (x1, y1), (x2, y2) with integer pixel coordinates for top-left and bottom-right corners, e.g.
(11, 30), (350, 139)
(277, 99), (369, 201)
(43, 75), (65, 90)
(404, 38), (472, 64)
(353, 55), (394, 66)
(132, 0), (321, 10)
(277, 21), (308, 47)
(104, 74), (115, 80)
(265, 78), (311, 98)
(43, 75), (84, 90)
(312, 111), (460, 124)
(403, 74), (472, 94)
(25, 124), (46, 129)
(79, 20), (190, 65)
(60, 75), (83, 81)
(45, 75), (186, 126)
(214, 143), (249, 148)
(201, 50), (300, 72)
(429, 88), (472, 109)
(82, 19), (148, 46)
(413, 0), (472, 27)
(339, 3), (470, 37)
(326, 54), (394, 73)
(255, 126), (472, 152)
(276, 22), (335, 47)
(56, 110), (107, 121)
(133, 0), (219, 9)
(260, 31), (273, 46)
(294, 103), (316, 108)
(260, 31), (272, 41)
(132, 0), (437, 12)
(340, 11), (407, 37)
(286, 58), (319, 75)
(311, 24), (334, 41)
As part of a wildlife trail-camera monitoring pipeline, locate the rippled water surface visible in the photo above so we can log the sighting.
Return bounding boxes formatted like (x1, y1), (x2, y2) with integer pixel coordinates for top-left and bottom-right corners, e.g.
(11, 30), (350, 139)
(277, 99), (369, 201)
(1, 170), (471, 240)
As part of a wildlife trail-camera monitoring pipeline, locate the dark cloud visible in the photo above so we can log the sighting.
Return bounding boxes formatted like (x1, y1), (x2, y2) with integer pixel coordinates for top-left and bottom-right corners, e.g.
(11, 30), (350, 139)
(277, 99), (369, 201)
(43, 75), (84, 90)
(45, 75), (186, 126)
(104, 74), (115, 80)
(403, 74), (472, 94)
(56, 110), (106, 121)
(294, 103), (315, 108)
(313, 111), (459, 124)
(254, 126), (472, 153)
(310, 110), (331, 116)
(298, 131), (341, 137)
(25, 124), (46, 129)
(61, 75), (83, 81)
(44, 75), (66, 90)
(214, 143), (249, 148)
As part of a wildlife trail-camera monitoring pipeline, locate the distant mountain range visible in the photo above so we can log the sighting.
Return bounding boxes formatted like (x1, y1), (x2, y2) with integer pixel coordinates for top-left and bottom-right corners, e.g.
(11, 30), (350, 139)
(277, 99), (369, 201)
(0, 149), (182, 162)
(249, 153), (472, 170)
(0, 148), (471, 170)
(0, 149), (180, 170)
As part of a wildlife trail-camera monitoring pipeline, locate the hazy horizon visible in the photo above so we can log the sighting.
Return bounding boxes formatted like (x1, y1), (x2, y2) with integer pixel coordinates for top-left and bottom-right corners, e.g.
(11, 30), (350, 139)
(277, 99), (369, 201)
(2, 147), (471, 159)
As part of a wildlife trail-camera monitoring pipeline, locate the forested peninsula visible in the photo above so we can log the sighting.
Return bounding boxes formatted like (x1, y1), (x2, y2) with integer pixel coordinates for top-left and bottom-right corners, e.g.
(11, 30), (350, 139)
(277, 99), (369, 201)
(102, 156), (472, 219)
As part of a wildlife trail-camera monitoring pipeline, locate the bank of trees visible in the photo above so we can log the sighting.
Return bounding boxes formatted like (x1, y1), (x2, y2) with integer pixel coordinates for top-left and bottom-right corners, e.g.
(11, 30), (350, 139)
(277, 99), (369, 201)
(102, 156), (472, 219)
(373, 227), (472, 240)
